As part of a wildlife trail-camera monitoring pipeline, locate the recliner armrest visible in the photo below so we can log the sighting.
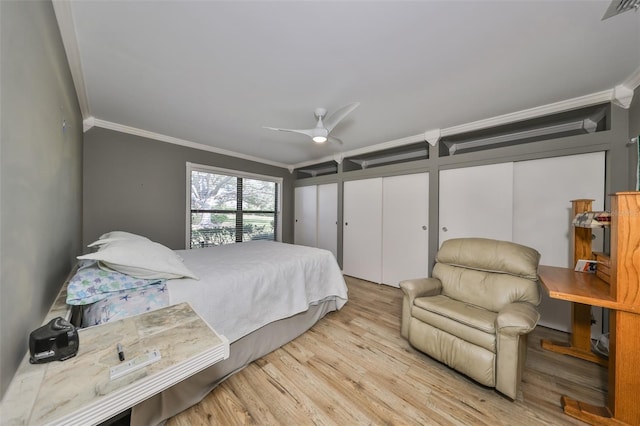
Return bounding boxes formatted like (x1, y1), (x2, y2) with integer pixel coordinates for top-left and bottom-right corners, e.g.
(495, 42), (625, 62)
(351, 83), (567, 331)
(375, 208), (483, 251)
(399, 278), (442, 339)
(495, 302), (539, 398)
(496, 302), (540, 336)
(399, 277), (442, 300)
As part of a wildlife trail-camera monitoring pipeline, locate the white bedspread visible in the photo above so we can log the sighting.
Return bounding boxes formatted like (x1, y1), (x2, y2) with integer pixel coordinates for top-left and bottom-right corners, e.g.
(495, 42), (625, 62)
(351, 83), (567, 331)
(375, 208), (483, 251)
(168, 241), (348, 342)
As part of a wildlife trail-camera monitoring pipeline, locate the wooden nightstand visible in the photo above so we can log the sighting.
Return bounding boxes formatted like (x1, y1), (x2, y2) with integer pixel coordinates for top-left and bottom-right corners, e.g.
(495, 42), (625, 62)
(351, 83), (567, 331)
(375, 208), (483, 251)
(1, 302), (229, 426)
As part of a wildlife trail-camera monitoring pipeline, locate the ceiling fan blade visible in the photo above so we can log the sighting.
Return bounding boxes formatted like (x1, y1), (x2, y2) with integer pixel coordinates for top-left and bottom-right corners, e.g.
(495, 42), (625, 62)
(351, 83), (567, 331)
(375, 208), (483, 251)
(263, 126), (314, 138)
(328, 136), (343, 145)
(324, 102), (360, 133)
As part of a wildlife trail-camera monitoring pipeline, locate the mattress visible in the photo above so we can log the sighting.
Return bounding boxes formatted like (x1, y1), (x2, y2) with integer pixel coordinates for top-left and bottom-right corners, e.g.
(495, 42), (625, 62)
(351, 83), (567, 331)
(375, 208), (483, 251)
(167, 240), (348, 342)
(81, 240), (348, 343)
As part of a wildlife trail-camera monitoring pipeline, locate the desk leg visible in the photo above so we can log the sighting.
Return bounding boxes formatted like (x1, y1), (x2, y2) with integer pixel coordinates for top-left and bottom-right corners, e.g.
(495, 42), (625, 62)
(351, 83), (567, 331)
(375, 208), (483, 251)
(559, 310), (640, 426)
(608, 311), (640, 424)
(540, 302), (608, 367)
(561, 396), (625, 425)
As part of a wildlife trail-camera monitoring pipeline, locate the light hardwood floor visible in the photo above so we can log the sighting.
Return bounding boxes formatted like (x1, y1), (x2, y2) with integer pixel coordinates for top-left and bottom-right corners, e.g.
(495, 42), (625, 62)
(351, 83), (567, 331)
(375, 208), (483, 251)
(167, 276), (607, 425)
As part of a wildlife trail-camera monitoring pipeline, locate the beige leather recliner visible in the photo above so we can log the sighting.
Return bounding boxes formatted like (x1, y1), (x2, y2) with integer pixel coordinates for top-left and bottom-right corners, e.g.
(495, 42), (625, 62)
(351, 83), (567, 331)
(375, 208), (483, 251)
(400, 238), (541, 399)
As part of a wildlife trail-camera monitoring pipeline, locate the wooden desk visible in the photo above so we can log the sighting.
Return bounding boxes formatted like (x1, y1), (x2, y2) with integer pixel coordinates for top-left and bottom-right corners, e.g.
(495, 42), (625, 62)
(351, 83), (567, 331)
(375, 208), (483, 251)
(539, 266), (639, 314)
(540, 199), (611, 367)
(0, 303), (230, 426)
(538, 265), (610, 366)
(539, 265), (640, 425)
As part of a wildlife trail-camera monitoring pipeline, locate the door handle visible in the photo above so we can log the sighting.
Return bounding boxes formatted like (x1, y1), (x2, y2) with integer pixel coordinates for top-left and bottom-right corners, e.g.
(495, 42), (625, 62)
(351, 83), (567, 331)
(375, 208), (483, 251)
(442, 226), (448, 232)
(422, 225), (427, 230)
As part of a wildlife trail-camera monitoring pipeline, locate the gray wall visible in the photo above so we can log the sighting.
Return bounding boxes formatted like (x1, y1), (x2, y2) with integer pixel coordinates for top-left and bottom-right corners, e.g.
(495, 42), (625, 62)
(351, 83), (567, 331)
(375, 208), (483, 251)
(630, 86), (640, 190)
(83, 127), (294, 250)
(0, 0), (83, 398)
(631, 86), (640, 138)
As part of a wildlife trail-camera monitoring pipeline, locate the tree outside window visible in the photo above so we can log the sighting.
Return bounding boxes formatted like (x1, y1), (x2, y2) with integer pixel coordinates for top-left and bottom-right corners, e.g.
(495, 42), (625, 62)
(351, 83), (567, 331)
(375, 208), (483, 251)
(188, 166), (279, 248)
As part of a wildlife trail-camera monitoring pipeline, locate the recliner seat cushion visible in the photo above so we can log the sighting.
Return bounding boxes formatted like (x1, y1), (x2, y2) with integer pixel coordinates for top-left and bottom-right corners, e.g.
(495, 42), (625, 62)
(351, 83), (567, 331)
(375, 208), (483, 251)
(412, 295), (496, 352)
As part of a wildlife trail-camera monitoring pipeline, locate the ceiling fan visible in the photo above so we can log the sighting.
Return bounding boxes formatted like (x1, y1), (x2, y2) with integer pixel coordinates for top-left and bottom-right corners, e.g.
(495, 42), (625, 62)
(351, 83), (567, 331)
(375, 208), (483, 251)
(264, 102), (360, 144)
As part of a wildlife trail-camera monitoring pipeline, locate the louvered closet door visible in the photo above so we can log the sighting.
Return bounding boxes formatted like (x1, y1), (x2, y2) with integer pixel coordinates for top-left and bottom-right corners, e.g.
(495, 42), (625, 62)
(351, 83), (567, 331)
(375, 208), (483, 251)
(343, 178), (383, 283)
(294, 186), (317, 247)
(382, 173), (429, 287)
(317, 183), (338, 259)
(513, 151), (605, 334)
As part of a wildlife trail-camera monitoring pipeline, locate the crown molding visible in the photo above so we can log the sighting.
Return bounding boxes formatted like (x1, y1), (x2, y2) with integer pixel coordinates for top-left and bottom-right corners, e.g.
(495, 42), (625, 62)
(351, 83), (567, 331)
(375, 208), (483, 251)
(441, 89), (614, 138)
(337, 133), (427, 161)
(424, 129), (441, 146)
(83, 116), (95, 132)
(623, 65), (640, 90)
(52, 0), (91, 119)
(89, 119), (289, 169)
(612, 84), (634, 109)
(290, 154), (341, 170)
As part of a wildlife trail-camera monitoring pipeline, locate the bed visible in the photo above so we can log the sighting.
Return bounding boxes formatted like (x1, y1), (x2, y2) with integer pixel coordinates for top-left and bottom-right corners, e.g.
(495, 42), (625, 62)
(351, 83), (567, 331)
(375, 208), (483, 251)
(67, 233), (348, 426)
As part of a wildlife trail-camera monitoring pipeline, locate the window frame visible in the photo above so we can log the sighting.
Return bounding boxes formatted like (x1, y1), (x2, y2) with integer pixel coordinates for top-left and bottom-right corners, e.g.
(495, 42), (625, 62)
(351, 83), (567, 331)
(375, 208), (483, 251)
(185, 162), (283, 248)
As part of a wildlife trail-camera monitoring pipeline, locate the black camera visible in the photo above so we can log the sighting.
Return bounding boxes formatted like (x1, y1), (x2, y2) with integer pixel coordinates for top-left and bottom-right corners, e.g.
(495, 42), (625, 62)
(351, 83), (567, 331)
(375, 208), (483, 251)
(29, 317), (79, 364)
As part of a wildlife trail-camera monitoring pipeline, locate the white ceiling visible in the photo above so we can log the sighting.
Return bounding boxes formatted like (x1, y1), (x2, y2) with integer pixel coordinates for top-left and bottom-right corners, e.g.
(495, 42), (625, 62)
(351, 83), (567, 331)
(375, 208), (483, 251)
(56, 1), (640, 168)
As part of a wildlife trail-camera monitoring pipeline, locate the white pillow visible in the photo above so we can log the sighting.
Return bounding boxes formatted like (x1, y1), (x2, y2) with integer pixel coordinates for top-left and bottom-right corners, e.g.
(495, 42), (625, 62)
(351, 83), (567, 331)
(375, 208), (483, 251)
(88, 231), (150, 248)
(78, 239), (198, 280)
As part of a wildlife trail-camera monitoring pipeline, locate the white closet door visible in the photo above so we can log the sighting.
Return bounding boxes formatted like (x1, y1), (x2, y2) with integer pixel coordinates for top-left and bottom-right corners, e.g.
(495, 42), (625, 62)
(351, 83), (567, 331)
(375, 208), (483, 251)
(513, 151), (605, 333)
(382, 173), (429, 287)
(317, 183), (338, 259)
(294, 186), (317, 247)
(343, 178), (383, 283)
(439, 162), (514, 244)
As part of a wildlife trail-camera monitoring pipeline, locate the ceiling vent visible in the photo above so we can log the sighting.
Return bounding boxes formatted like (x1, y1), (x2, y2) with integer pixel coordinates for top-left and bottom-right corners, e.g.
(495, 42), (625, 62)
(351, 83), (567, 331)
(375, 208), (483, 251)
(602, 0), (640, 20)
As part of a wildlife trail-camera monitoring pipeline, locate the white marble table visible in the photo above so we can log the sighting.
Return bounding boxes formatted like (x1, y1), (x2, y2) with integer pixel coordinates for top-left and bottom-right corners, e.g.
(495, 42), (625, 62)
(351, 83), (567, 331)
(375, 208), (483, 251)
(1, 302), (229, 426)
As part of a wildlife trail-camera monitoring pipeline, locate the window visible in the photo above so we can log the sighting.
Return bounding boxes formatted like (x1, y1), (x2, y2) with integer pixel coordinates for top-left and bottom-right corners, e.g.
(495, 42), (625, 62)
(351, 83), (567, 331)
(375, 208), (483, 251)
(186, 163), (281, 248)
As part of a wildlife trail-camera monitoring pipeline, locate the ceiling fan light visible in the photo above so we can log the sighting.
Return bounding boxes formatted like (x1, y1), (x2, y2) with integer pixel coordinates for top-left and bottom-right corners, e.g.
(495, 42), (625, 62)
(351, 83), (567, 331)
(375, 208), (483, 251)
(313, 136), (327, 143)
